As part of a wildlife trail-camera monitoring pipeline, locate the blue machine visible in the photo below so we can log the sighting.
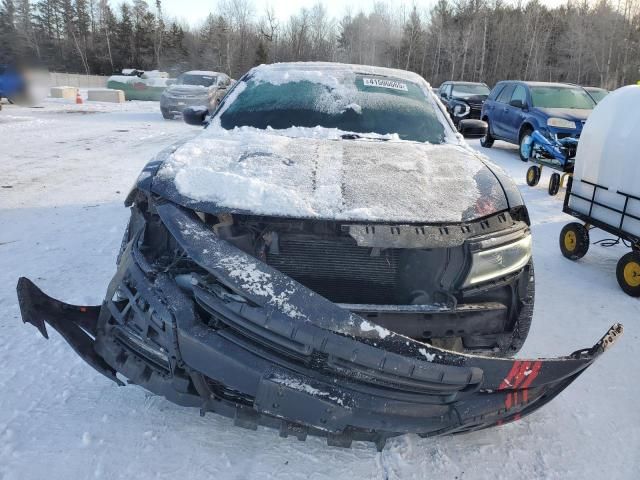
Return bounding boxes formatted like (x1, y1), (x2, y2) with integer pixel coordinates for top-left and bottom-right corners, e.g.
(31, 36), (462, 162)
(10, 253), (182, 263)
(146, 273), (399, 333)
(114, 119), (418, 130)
(523, 129), (579, 196)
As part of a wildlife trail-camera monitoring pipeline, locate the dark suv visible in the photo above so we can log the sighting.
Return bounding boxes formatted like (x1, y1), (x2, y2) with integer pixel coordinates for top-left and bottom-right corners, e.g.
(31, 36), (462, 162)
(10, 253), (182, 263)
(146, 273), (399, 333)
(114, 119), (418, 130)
(480, 81), (595, 160)
(437, 81), (490, 127)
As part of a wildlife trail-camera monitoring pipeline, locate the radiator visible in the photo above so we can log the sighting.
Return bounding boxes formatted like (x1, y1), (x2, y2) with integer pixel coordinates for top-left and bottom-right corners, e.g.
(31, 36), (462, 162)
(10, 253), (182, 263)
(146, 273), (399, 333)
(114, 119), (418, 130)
(266, 236), (399, 304)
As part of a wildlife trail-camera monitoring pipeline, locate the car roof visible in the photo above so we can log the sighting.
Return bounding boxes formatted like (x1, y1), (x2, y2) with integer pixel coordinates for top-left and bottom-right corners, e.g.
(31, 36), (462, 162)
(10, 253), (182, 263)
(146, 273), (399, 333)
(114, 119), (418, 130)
(447, 81), (487, 85)
(183, 70), (222, 76)
(249, 62), (430, 87)
(498, 80), (582, 89)
(584, 86), (607, 91)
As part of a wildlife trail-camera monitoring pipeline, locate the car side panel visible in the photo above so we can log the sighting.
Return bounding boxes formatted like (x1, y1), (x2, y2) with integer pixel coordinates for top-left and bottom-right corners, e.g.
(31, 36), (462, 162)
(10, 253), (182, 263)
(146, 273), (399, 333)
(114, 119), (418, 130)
(491, 84), (515, 139)
(501, 85), (530, 143)
(481, 83), (505, 137)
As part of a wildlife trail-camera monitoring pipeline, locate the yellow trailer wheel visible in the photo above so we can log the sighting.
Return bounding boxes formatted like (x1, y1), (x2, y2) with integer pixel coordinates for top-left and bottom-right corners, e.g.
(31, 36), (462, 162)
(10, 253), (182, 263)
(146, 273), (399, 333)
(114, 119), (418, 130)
(617, 252), (640, 296)
(559, 223), (590, 260)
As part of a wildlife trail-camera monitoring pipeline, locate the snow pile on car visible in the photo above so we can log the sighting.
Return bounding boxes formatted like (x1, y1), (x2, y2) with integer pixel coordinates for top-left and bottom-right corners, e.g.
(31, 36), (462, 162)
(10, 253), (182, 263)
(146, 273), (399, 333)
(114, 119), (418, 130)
(156, 126), (498, 223)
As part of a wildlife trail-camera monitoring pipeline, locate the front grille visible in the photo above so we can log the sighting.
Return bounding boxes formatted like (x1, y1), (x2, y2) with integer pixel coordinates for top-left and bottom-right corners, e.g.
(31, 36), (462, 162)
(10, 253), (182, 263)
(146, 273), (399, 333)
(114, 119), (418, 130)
(266, 236), (399, 304)
(468, 102), (483, 119)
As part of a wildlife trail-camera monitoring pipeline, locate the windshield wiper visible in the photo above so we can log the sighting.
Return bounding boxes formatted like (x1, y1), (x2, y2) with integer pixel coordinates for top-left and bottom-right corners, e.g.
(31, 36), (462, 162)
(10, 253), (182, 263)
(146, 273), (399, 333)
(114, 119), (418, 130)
(340, 133), (390, 141)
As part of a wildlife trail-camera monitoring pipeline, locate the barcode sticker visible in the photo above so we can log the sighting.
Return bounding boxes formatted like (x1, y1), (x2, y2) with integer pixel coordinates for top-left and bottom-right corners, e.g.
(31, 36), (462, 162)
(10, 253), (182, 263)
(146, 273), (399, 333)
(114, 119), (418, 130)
(363, 78), (408, 91)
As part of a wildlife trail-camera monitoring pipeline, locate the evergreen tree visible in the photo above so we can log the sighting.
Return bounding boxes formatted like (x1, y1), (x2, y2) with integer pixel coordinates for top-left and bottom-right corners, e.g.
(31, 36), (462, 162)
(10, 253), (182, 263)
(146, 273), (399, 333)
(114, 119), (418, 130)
(254, 38), (268, 65)
(0, 0), (17, 62)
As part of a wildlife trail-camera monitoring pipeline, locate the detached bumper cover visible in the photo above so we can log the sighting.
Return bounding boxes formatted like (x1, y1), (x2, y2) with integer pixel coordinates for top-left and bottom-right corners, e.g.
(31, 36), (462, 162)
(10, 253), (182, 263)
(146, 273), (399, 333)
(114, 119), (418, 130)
(16, 203), (623, 449)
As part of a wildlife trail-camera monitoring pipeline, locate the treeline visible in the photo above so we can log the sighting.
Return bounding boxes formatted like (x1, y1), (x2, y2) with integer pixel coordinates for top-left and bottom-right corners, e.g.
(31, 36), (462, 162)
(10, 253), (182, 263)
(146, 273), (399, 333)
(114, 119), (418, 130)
(0, 0), (638, 88)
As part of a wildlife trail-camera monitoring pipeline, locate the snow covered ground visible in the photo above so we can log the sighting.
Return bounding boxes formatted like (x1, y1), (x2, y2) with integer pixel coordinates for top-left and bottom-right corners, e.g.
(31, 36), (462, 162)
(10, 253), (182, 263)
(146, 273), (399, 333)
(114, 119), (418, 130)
(1, 98), (638, 479)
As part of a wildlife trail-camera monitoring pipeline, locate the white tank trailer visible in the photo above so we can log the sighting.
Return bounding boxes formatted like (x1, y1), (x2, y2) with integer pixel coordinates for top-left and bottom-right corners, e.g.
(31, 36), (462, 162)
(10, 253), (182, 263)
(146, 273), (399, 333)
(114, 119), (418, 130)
(560, 85), (640, 296)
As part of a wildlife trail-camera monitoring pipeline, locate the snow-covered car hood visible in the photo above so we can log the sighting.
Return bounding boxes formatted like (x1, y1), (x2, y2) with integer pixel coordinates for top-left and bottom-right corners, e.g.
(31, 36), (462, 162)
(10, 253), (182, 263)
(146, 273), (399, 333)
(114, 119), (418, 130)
(151, 127), (510, 224)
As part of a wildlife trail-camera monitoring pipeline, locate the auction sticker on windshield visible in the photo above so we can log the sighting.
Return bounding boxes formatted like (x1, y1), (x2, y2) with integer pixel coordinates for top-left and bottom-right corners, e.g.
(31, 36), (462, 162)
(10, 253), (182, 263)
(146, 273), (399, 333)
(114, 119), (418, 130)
(363, 77), (408, 91)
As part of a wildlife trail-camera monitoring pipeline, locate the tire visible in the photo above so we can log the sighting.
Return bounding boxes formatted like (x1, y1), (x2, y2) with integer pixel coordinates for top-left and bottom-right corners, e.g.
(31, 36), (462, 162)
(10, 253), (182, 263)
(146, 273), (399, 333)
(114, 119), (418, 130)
(161, 109), (174, 120)
(526, 166), (541, 186)
(559, 222), (590, 260)
(548, 172), (561, 195)
(518, 128), (533, 161)
(480, 119), (494, 148)
(500, 261), (535, 357)
(616, 251), (640, 297)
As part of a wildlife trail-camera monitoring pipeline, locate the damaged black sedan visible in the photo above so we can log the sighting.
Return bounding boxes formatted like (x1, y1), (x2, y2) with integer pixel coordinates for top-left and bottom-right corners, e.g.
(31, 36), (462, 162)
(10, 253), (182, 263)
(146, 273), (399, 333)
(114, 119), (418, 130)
(17, 62), (621, 449)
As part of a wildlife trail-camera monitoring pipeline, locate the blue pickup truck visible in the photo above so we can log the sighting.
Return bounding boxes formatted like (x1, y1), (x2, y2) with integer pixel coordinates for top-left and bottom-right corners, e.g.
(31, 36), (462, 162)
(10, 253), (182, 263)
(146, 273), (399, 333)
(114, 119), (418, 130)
(480, 81), (595, 160)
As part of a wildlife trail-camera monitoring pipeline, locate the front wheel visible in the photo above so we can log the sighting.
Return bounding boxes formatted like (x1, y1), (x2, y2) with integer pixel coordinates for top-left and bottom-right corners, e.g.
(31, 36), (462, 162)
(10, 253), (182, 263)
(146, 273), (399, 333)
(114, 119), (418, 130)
(519, 129), (533, 161)
(559, 222), (590, 260)
(616, 251), (640, 297)
(526, 166), (541, 186)
(480, 119), (494, 148)
(548, 172), (561, 195)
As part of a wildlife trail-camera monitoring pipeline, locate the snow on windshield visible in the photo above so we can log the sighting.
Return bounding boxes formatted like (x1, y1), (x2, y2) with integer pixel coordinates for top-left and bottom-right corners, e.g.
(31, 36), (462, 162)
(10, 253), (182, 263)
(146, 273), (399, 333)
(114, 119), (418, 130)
(209, 63), (459, 144)
(241, 66), (361, 116)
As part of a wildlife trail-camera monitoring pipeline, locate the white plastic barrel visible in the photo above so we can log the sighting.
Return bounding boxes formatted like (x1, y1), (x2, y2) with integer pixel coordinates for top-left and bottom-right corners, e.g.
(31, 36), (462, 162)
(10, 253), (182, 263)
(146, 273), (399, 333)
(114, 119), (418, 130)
(569, 85), (640, 238)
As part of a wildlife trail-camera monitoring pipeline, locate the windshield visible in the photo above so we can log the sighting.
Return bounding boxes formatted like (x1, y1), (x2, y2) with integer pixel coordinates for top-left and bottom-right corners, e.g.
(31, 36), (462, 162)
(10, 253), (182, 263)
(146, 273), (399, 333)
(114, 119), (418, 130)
(530, 86), (595, 109)
(586, 88), (608, 103)
(452, 84), (490, 97)
(178, 74), (216, 87)
(218, 73), (446, 143)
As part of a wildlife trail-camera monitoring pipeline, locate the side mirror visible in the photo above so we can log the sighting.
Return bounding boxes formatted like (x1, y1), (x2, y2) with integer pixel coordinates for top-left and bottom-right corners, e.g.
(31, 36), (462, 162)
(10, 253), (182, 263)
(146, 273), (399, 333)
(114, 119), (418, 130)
(183, 106), (208, 126)
(441, 92), (448, 99)
(459, 119), (488, 139)
(509, 99), (526, 109)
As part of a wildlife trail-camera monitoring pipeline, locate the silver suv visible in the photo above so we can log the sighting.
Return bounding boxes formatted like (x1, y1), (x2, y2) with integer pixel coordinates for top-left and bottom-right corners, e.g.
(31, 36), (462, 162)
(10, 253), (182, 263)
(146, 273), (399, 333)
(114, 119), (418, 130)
(160, 70), (232, 119)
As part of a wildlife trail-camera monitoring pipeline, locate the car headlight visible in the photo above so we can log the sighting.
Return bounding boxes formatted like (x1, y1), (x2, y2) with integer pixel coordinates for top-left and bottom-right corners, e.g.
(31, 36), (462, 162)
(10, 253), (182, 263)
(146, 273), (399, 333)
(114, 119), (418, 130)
(453, 103), (470, 117)
(547, 118), (576, 129)
(463, 234), (532, 287)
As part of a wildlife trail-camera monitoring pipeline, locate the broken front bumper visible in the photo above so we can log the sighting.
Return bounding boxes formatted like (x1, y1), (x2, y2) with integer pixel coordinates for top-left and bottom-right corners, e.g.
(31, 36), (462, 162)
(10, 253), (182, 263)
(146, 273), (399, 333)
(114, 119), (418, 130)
(16, 203), (623, 449)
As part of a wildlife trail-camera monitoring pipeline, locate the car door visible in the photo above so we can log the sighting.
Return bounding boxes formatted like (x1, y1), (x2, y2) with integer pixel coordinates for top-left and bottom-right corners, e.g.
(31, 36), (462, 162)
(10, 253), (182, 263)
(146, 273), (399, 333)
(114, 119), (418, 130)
(491, 83), (515, 139)
(500, 84), (529, 143)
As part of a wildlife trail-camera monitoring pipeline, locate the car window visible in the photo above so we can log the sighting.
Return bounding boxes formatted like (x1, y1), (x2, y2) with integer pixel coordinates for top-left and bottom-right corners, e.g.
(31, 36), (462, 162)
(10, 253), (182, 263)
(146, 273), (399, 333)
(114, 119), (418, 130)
(451, 84), (491, 97)
(586, 88), (608, 103)
(488, 84), (505, 100)
(510, 85), (528, 105)
(219, 74), (448, 144)
(496, 84), (515, 103)
(177, 74), (217, 87)
(530, 86), (595, 109)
